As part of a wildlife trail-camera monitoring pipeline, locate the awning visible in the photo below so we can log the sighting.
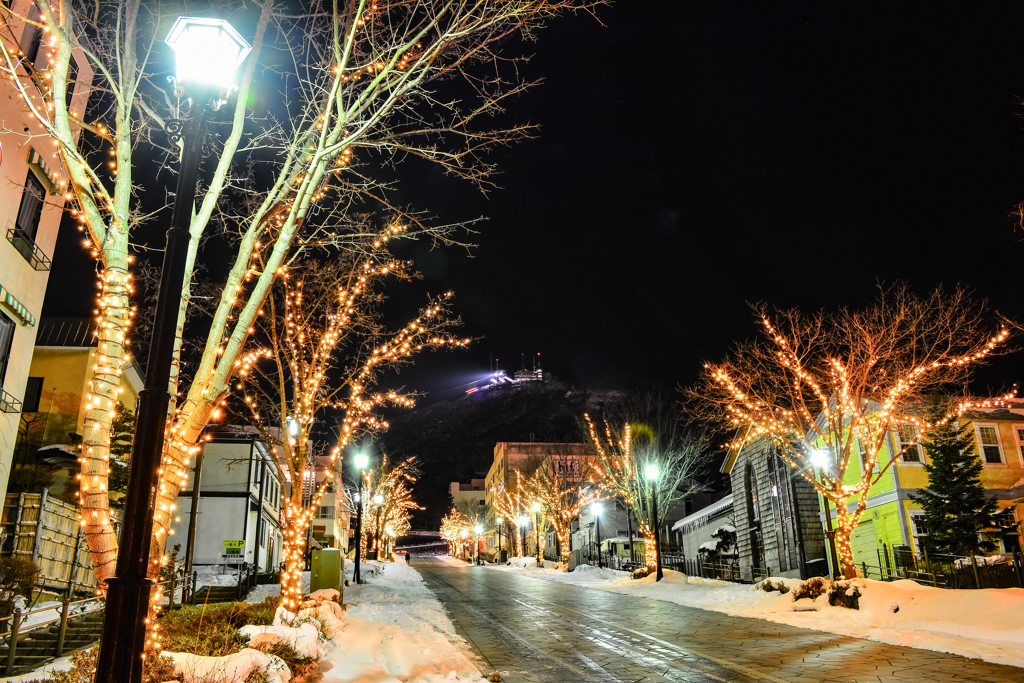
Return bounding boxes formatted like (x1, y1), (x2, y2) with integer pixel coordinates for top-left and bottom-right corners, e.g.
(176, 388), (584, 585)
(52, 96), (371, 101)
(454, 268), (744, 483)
(27, 147), (61, 195)
(0, 285), (36, 326)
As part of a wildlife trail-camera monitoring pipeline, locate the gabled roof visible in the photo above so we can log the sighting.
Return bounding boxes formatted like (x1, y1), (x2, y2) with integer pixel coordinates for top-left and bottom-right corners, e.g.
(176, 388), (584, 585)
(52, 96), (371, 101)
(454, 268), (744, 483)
(35, 317), (98, 347)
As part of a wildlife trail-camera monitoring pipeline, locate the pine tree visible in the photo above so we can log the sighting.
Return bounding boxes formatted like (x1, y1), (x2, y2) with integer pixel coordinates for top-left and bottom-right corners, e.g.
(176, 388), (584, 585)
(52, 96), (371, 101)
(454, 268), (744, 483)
(911, 397), (1000, 556)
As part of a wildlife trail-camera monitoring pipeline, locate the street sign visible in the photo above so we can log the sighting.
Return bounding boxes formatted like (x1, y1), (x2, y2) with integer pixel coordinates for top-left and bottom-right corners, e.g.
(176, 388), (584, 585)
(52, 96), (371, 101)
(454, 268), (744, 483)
(222, 540), (245, 562)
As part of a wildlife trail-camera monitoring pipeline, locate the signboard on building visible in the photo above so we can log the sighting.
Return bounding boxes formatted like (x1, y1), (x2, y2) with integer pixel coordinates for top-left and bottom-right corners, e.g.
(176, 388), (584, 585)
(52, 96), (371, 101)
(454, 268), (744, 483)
(222, 539), (245, 564)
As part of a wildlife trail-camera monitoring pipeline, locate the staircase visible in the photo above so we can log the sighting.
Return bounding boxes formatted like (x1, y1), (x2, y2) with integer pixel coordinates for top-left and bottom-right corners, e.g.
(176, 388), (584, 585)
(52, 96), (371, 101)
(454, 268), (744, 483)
(0, 610), (105, 676)
(192, 585), (244, 604)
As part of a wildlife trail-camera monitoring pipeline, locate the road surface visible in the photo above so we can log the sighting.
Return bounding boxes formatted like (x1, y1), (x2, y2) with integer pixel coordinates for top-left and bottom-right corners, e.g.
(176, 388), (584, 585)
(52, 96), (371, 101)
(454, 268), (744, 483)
(413, 556), (1021, 683)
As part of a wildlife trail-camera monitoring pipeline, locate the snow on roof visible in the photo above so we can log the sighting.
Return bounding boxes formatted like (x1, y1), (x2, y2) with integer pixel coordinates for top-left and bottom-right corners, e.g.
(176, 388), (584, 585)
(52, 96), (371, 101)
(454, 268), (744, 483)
(672, 493), (734, 532)
(699, 540), (718, 551)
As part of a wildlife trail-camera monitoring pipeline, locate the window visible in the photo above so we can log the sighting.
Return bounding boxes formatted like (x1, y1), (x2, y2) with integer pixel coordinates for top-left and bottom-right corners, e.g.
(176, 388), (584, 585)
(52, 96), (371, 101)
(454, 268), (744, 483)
(1014, 426), (1024, 462)
(0, 312), (15, 386)
(910, 512), (928, 537)
(65, 54), (78, 110)
(977, 425), (1004, 464)
(316, 506), (334, 519)
(16, 172), (45, 241)
(19, 6), (42, 67)
(896, 425), (922, 463)
(23, 377), (43, 412)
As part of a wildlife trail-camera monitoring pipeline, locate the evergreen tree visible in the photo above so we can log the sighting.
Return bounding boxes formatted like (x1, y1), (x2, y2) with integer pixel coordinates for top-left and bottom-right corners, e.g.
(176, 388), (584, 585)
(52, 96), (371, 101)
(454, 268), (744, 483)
(911, 397), (1000, 556)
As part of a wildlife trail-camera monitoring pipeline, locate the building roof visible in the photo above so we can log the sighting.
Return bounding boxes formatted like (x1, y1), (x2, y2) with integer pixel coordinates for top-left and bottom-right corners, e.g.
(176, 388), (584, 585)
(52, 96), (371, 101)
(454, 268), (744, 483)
(672, 493), (734, 532)
(35, 317), (98, 347)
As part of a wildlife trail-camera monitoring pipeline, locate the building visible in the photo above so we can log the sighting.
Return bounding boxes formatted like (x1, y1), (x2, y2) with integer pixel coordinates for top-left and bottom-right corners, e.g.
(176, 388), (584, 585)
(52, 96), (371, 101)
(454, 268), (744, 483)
(0, 3), (93, 503)
(450, 479), (487, 514)
(170, 427), (283, 571)
(722, 436), (829, 582)
(671, 492), (735, 561)
(310, 456), (351, 551)
(828, 400), (1024, 571)
(9, 318), (143, 498)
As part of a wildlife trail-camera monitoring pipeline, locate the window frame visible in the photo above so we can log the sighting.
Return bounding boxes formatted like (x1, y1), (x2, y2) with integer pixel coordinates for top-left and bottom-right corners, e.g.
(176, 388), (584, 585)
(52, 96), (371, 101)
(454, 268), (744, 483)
(15, 171), (46, 241)
(1012, 424), (1024, 465)
(975, 423), (1005, 466)
(895, 424), (924, 465)
(22, 377), (43, 412)
(0, 311), (15, 387)
(908, 510), (928, 539)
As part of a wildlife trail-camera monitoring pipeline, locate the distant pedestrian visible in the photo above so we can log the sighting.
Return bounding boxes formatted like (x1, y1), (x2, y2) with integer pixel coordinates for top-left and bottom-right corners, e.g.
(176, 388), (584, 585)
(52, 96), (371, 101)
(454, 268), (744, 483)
(406, 552), (411, 564)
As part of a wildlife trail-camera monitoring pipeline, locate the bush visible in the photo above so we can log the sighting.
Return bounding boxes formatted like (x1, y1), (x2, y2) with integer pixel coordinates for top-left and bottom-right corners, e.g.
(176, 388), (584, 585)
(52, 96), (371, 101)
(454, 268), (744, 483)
(157, 598), (277, 658)
(757, 579), (790, 594)
(791, 577), (830, 601)
(23, 646), (178, 683)
(0, 557), (39, 618)
(629, 567), (650, 580)
(828, 581), (861, 609)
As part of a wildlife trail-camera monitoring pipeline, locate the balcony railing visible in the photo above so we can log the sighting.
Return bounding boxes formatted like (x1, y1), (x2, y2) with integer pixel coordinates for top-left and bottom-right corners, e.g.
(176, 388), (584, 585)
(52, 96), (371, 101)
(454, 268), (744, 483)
(6, 227), (51, 271)
(0, 388), (23, 414)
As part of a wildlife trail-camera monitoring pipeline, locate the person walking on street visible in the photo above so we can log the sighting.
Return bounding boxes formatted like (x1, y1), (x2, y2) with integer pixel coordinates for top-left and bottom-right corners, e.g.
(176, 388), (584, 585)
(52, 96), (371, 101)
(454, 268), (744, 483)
(406, 551), (411, 565)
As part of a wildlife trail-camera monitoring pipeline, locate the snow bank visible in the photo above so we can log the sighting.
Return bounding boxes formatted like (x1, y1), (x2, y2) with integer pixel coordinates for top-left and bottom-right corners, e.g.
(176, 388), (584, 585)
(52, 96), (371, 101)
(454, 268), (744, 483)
(239, 623), (325, 659)
(489, 562), (1024, 668)
(321, 561), (486, 682)
(161, 648), (291, 683)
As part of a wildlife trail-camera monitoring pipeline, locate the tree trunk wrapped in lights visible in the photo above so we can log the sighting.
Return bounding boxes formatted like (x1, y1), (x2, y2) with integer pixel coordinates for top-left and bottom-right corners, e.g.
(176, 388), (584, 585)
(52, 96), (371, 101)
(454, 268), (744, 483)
(0, 0), (604, 590)
(691, 285), (1011, 579)
(586, 394), (706, 572)
(235, 253), (466, 608)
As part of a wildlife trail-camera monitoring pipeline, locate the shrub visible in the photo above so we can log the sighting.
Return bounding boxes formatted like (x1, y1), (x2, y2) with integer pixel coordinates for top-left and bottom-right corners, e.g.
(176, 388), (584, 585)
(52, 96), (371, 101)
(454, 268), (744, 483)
(23, 646), (177, 683)
(828, 581), (861, 609)
(157, 598), (277, 658)
(757, 579), (790, 594)
(791, 577), (830, 601)
(0, 557), (39, 618)
(629, 567), (650, 580)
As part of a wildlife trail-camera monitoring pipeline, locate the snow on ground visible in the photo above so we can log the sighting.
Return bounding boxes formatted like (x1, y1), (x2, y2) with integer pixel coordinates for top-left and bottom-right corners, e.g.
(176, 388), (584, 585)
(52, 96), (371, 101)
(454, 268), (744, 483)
(319, 561), (486, 682)
(195, 563), (249, 589)
(245, 571), (310, 604)
(488, 560), (1024, 668)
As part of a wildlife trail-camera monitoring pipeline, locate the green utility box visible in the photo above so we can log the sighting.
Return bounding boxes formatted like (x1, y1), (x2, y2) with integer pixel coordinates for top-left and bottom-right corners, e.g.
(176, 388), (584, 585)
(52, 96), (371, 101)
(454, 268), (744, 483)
(310, 548), (343, 601)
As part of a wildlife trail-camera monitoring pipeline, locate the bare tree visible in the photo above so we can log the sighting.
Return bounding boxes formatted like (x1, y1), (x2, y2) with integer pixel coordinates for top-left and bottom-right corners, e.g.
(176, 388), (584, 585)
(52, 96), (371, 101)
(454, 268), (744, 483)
(0, 0), (603, 586)
(235, 244), (466, 607)
(490, 481), (526, 557)
(586, 394), (706, 572)
(357, 454), (421, 557)
(689, 284), (1011, 578)
(519, 455), (600, 562)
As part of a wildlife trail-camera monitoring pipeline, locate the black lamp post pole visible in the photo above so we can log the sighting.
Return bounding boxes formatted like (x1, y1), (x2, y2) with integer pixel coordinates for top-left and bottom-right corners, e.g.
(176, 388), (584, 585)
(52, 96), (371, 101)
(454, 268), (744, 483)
(94, 88), (213, 683)
(535, 511), (541, 566)
(354, 484), (362, 583)
(596, 514), (602, 569)
(651, 486), (663, 582)
(497, 523), (502, 561)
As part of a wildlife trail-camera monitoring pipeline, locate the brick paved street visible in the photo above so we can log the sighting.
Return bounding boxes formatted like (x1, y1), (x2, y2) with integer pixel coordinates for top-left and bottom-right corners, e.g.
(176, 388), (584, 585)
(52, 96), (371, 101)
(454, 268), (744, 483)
(414, 557), (1023, 683)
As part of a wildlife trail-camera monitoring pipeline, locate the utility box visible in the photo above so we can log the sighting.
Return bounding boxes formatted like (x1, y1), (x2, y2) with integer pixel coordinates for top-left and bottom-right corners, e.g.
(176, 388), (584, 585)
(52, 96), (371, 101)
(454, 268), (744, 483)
(310, 548), (343, 600)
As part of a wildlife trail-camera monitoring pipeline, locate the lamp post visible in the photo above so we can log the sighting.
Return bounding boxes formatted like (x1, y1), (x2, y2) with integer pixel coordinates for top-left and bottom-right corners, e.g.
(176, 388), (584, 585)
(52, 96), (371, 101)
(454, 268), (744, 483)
(645, 464), (663, 581)
(532, 502), (542, 566)
(474, 524), (483, 565)
(812, 448), (841, 579)
(372, 493), (384, 559)
(518, 515), (528, 558)
(353, 454), (368, 584)
(93, 17), (251, 683)
(592, 502), (603, 569)
(496, 516), (503, 562)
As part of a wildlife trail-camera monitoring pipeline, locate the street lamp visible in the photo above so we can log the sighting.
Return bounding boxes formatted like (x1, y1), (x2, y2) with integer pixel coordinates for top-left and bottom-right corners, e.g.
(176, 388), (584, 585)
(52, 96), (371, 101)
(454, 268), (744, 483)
(812, 448), (841, 578)
(496, 516), (504, 562)
(474, 524), (483, 565)
(94, 17), (251, 683)
(518, 515), (528, 558)
(353, 454), (369, 584)
(644, 464), (663, 581)
(532, 502), (542, 566)
(592, 502), (603, 569)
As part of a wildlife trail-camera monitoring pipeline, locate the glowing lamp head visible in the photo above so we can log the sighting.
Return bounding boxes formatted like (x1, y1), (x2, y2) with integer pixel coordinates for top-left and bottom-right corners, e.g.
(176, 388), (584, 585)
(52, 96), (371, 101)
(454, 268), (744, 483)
(811, 448), (830, 469)
(519, 515), (528, 526)
(165, 17), (251, 89)
(373, 494), (384, 505)
(385, 525), (394, 536)
(591, 502), (603, 517)
(644, 463), (660, 481)
(354, 453), (369, 470)
(286, 416), (299, 438)
(532, 502), (541, 512)
(496, 516), (503, 524)
(460, 530), (468, 538)
(474, 524), (483, 535)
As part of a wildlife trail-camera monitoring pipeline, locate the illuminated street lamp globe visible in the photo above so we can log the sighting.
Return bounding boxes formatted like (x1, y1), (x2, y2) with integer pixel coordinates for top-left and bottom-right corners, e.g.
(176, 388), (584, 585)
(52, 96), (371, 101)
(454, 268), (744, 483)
(519, 515), (528, 526)
(592, 502), (603, 517)
(811, 448), (830, 469)
(644, 463), (660, 481)
(475, 524), (483, 535)
(460, 530), (468, 539)
(166, 17), (252, 88)
(496, 516), (503, 524)
(532, 502), (541, 512)
(373, 494), (384, 505)
(354, 453), (369, 469)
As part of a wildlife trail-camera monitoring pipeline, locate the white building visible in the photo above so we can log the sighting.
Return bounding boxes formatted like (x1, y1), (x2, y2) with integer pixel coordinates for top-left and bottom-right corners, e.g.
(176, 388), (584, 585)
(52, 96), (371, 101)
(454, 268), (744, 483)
(0, 1), (93, 502)
(310, 456), (351, 551)
(171, 428), (283, 571)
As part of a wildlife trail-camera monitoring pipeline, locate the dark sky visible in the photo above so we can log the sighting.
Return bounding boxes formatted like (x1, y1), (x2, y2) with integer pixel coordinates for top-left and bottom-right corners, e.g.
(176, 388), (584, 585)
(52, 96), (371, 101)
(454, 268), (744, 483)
(45, 2), (1024, 402)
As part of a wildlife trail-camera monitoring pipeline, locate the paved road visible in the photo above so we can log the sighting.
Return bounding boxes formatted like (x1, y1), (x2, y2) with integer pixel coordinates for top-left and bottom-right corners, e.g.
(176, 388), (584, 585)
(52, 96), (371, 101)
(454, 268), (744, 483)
(413, 557), (1021, 683)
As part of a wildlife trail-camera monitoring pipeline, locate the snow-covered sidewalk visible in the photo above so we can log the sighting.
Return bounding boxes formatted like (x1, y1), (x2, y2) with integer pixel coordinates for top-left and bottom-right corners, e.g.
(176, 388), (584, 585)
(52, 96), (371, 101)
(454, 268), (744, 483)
(489, 557), (1024, 668)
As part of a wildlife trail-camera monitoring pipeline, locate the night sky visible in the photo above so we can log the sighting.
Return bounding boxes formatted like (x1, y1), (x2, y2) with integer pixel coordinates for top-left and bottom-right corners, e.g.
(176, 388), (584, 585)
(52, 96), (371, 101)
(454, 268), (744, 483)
(44, 2), (1024, 403)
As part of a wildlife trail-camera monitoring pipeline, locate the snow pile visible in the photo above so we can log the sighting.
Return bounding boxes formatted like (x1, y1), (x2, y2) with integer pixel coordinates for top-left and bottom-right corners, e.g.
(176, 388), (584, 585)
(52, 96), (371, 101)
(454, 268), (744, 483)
(240, 623), (325, 659)
(246, 571), (311, 604)
(320, 561), (486, 682)
(490, 562), (1024, 667)
(194, 564), (246, 589)
(161, 648), (292, 683)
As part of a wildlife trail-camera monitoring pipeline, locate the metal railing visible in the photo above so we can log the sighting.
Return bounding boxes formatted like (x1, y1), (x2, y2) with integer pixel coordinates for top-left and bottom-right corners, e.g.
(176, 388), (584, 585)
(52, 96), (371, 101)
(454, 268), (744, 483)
(858, 546), (1024, 590)
(6, 226), (51, 271)
(0, 597), (103, 675)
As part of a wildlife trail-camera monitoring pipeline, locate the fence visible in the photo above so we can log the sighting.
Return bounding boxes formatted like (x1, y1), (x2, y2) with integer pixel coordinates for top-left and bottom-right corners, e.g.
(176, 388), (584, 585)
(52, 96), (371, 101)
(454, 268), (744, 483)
(859, 545), (1024, 590)
(0, 597), (103, 675)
